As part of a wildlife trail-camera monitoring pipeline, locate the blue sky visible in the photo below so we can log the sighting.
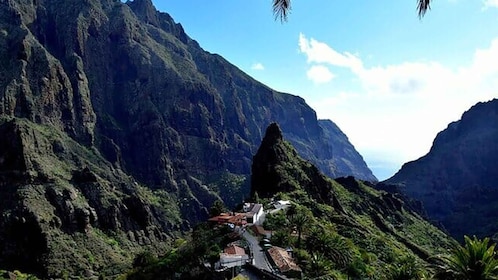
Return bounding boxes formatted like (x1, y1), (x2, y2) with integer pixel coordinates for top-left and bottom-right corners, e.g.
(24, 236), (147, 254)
(152, 0), (498, 180)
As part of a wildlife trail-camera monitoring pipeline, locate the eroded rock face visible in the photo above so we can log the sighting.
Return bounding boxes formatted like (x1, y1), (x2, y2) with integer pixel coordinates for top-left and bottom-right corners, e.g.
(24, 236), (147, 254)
(0, 119), (182, 277)
(386, 99), (498, 239)
(0, 0), (376, 276)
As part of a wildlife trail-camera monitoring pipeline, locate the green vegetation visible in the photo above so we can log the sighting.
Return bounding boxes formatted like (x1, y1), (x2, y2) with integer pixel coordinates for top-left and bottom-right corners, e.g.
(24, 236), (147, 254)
(250, 123), (456, 279)
(432, 236), (498, 280)
(209, 200), (227, 217)
(123, 223), (240, 280)
(0, 270), (39, 280)
(207, 172), (249, 209)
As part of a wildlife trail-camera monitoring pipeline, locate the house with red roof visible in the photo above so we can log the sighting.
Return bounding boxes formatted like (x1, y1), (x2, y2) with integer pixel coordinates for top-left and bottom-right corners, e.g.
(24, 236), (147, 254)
(267, 246), (302, 279)
(219, 244), (249, 269)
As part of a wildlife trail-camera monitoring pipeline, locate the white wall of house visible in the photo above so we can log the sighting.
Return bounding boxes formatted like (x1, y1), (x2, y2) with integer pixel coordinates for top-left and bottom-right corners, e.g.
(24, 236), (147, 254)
(253, 205), (264, 225)
(219, 254), (249, 268)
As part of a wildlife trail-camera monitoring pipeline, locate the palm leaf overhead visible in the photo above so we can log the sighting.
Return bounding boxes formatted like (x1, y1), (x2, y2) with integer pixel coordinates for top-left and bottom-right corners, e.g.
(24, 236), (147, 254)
(272, 0), (291, 21)
(272, 0), (432, 21)
(417, 0), (432, 17)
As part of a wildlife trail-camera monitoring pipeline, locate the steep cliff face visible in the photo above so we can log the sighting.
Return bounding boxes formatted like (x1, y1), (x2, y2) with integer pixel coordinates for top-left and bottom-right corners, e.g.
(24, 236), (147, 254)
(0, 0), (376, 276)
(0, 117), (183, 277)
(318, 119), (376, 181)
(386, 99), (498, 239)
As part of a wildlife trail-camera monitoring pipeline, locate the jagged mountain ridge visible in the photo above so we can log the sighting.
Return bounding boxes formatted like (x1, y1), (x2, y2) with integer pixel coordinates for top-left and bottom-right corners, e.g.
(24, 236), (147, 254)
(250, 123), (454, 278)
(0, 0), (376, 276)
(386, 99), (498, 239)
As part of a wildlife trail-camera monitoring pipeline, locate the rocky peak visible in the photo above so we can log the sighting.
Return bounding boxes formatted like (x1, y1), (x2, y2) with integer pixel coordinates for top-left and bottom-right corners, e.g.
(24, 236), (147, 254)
(127, 0), (159, 27)
(251, 123), (338, 206)
(262, 122), (283, 145)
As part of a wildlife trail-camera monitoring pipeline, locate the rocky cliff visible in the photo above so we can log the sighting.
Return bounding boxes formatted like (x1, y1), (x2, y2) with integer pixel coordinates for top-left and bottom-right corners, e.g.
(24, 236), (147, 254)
(0, 0), (375, 276)
(386, 99), (498, 239)
(318, 119), (376, 181)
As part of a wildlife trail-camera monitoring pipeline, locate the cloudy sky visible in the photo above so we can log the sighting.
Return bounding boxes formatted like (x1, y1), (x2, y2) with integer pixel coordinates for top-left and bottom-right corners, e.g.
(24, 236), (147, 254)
(152, 0), (498, 180)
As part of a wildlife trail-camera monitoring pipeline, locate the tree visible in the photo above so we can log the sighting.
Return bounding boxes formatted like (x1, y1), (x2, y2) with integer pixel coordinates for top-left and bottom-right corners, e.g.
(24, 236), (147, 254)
(307, 253), (333, 278)
(305, 227), (354, 270)
(133, 251), (157, 268)
(287, 209), (310, 248)
(432, 235), (498, 280)
(387, 256), (423, 280)
(209, 200), (226, 217)
(272, 0), (432, 21)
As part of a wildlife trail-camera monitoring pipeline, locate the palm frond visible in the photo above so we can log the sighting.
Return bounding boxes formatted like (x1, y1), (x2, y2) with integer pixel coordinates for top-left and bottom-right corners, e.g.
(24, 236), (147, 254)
(418, 0), (431, 18)
(272, 0), (291, 22)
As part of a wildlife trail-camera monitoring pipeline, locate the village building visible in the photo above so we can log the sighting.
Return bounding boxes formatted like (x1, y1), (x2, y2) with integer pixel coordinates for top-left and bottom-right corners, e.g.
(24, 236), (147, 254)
(267, 246), (302, 279)
(208, 213), (247, 227)
(218, 244), (249, 269)
(273, 200), (291, 210)
(243, 203), (264, 224)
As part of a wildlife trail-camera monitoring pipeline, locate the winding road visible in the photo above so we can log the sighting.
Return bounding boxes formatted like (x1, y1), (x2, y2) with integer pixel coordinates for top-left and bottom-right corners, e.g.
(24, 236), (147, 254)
(243, 230), (273, 272)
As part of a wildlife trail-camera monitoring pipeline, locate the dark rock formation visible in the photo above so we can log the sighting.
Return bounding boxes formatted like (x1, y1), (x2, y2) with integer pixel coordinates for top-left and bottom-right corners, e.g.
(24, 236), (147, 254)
(386, 99), (498, 239)
(251, 123), (339, 207)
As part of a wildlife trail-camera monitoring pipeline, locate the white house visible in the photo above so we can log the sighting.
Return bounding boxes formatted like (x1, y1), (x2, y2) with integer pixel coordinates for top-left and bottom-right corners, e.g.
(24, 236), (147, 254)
(243, 203), (264, 225)
(219, 245), (249, 269)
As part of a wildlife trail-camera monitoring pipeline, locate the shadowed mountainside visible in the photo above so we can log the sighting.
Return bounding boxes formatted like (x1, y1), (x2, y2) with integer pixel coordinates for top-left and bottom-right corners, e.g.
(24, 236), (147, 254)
(386, 99), (498, 239)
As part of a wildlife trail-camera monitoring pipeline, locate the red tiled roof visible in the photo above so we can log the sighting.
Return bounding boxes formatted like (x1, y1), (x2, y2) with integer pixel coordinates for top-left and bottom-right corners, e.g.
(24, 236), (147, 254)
(224, 245), (246, 256)
(267, 246), (301, 273)
(208, 213), (247, 226)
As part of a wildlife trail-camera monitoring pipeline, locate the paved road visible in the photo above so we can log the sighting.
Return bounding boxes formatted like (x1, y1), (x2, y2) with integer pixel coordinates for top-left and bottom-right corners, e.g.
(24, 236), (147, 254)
(243, 230), (273, 271)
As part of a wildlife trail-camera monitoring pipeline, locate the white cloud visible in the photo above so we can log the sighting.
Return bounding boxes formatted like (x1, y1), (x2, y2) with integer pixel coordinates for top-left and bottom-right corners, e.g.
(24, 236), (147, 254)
(299, 33), (363, 74)
(251, 62), (265, 70)
(483, 0), (498, 9)
(306, 65), (335, 84)
(298, 33), (498, 180)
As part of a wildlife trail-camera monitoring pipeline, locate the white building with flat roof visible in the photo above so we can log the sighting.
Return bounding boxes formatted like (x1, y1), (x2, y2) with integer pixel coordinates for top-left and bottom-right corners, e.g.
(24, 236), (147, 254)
(243, 203), (264, 225)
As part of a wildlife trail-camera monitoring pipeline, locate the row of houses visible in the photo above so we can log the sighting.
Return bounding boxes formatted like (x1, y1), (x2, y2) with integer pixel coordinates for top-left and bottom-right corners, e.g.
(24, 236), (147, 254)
(217, 242), (302, 279)
(208, 200), (301, 279)
(208, 203), (265, 226)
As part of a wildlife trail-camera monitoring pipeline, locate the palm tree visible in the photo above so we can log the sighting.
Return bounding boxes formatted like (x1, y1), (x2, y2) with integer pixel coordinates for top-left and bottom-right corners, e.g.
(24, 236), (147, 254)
(307, 253), (333, 278)
(288, 210), (309, 248)
(272, 0), (432, 21)
(305, 227), (354, 269)
(387, 256), (423, 280)
(432, 235), (498, 280)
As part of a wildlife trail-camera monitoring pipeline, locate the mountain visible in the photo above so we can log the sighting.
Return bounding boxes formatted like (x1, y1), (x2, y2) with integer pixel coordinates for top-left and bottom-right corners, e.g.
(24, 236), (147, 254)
(0, 0), (376, 277)
(250, 123), (454, 278)
(386, 99), (498, 239)
(318, 119), (376, 181)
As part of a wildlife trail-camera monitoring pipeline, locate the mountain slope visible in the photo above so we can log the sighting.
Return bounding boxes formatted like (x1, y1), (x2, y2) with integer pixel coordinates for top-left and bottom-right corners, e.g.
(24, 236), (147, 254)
(386, 99), (498, 239)
(0, 0), (375, 276)
(319, 119), (376, 181)
(251, 123), (454, 278)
